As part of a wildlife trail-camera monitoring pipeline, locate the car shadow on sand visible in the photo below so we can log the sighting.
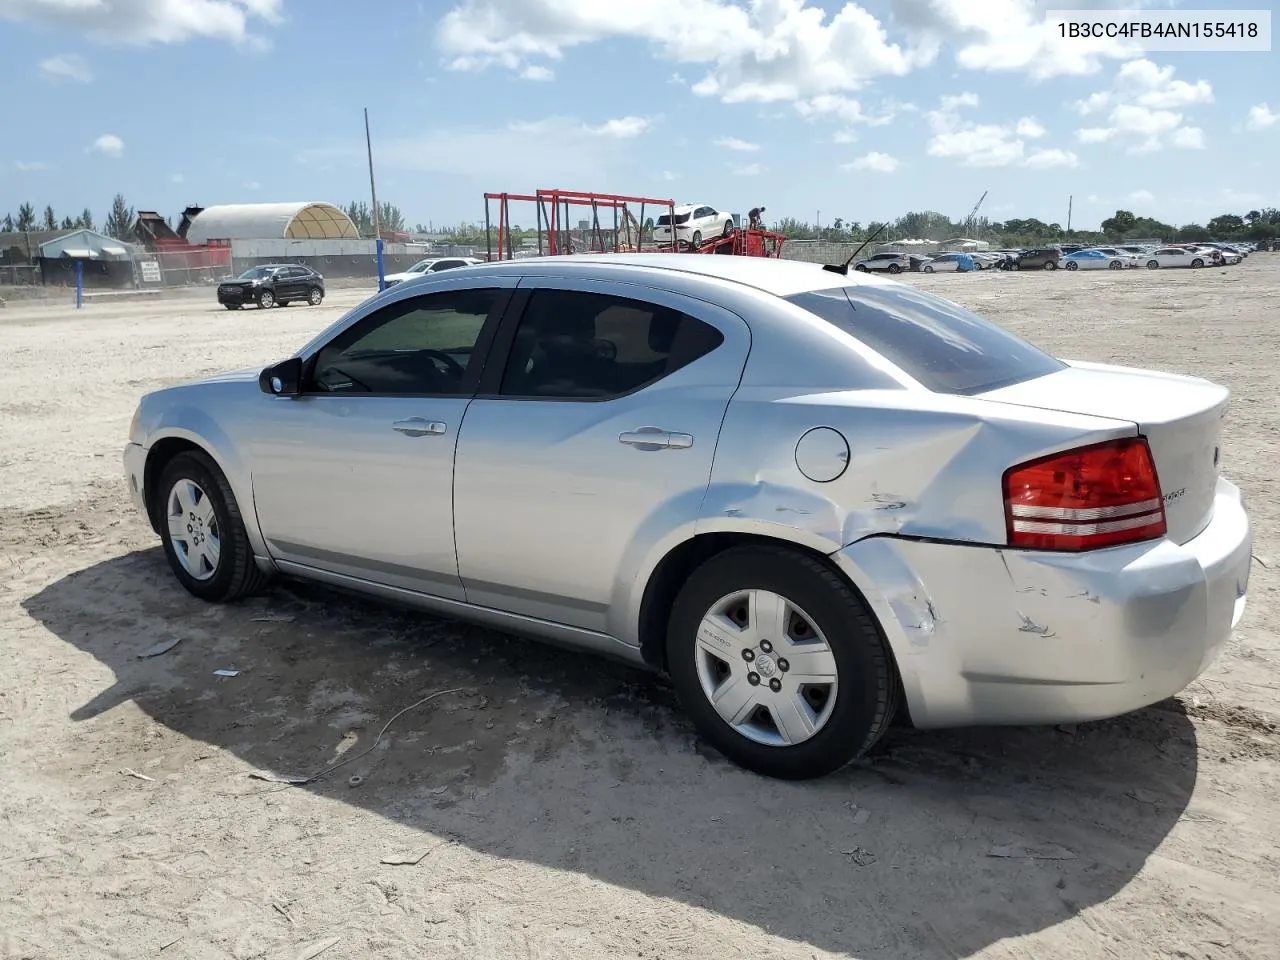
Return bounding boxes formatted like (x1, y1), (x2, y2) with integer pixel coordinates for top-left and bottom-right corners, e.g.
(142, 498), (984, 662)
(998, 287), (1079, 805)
(25, 547), (1201, 959)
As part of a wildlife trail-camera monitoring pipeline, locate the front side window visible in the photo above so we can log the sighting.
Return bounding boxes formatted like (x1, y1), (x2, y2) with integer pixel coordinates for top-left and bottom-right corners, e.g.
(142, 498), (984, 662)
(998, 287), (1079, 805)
(786, 285), (1065, 396)
(309, 288), (499, 395)
(498, 289), (724, 399)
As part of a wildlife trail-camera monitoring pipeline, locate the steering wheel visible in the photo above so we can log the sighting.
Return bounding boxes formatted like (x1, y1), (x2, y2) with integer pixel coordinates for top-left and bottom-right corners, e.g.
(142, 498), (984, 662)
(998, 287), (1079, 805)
(419, 349), (466, 380)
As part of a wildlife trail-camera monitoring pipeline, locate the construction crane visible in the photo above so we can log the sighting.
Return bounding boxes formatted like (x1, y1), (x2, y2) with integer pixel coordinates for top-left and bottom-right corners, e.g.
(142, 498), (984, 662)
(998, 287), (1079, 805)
(963, 190), (988, 233)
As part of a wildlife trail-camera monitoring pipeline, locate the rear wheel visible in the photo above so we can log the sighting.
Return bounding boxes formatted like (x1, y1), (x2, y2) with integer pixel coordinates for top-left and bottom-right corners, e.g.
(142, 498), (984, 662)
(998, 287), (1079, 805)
(155, 450), (271, 603)
(1044, 260), (1057, 270)
(690, 230), (703, 248)
(666, 545), (898, 780)
(308, 286), (324, 305)
(1147, 260), (1159, 269)
(887, 263), (901, 274)
(923, 265), (935, 273)
(223, 304), (241, 310)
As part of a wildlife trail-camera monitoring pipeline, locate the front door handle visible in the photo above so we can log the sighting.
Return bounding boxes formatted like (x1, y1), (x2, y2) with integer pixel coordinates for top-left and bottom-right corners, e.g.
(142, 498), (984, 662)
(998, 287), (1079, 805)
(619, 427), (694, 449)
(393, 418), (446, 437)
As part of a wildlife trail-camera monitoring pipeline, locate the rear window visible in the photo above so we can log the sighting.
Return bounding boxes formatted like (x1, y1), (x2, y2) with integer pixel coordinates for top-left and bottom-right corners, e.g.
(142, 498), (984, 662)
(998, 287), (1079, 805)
(656, 213), (692, 225)
(785, 285), (1066, 395)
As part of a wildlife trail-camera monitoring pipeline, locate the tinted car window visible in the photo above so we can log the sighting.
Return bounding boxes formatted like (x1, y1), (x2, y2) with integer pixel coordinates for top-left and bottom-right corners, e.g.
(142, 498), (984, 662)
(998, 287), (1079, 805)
(310, 289), (499, 395)
(786, 285), (1066, 395)
(499, 289), (724, 399)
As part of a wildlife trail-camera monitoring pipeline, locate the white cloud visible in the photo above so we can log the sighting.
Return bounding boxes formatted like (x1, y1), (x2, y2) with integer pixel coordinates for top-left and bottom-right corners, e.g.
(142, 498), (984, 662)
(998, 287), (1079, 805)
(1072, 58), (1212, 153)
(38, 53), (92, 82)
(714, 136), (760, 151)
(732, 162), (766, 176)
(436, 0), (935, 106)
(892, 0), (1138, 80)
(844, 151), (899, 173)
(792, 93), (904, 127)
(586, 115), (652, 137)
(832, 129), (858, 143)
(297, 115), (661, 186)
(1015, 116), (1045, 138)
(1128, 189), (1154, 204)
(1246, 103), (1278, 131)
(1086, 194), (1100, 203)
(1024, 147), (1078, 169)
(1, 0), (282, 46)
(171, 173), (185, 183)
(243, 180), (261, 190)
(520, 64), (553, 80)
(923, 92), (1068, 169)
(15, 160), (49, 171)
(661, 170), (680, 181)
(89, 133), (124, 158)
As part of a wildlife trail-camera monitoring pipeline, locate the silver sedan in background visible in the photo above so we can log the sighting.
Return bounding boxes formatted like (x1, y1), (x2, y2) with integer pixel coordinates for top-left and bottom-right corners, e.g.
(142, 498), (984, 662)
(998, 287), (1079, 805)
(123, 254), (1252, 780)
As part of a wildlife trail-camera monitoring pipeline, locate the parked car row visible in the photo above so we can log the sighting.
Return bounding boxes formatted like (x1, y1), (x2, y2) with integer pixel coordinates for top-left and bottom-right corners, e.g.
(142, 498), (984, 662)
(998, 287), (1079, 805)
(854, 240), (1255, 276)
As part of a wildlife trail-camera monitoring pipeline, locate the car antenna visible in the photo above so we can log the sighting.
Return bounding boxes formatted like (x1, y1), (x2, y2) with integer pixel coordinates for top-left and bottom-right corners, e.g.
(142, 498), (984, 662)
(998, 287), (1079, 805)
(823, 222), (889, 276)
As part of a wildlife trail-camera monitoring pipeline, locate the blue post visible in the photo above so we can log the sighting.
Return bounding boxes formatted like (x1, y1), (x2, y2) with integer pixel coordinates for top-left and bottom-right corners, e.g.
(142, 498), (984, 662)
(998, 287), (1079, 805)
(75, 260), (84, 309)
(376, 237), (385, 292)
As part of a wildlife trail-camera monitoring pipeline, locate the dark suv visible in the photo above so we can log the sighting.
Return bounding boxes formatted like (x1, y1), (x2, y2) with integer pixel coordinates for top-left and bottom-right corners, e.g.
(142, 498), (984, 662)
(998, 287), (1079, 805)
(217, 264), (326, 310)
(1016, 247), (1062, 270)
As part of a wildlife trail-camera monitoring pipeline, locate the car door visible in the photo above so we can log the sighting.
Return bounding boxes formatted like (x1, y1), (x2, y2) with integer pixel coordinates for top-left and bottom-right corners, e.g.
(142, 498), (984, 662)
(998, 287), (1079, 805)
(452, 277), (751, 634)
(248, 277), (515, 599)
(281, 266), (307, 299)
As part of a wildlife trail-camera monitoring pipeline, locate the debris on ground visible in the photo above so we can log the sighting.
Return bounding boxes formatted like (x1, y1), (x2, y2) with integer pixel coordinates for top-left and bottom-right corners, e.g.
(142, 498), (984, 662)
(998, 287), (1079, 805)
(121, 768), (155, 782)
(987, 843), (1076, 861)
(213, 669), (240, 678)
(137, 637), (182, 659)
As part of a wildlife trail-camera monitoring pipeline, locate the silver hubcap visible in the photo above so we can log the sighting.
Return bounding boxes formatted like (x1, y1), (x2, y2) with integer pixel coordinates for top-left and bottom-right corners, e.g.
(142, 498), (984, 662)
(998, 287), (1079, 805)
(166, 479), (221, 580)
(310, 289), (321, 303)
(695, 589), (838, 747)
(261, 292), (274, 306)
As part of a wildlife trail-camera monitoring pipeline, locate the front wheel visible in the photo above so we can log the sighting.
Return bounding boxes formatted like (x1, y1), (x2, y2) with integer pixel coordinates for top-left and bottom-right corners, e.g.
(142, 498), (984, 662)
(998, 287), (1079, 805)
(1109, 260), (1122, 270)
(666, 545), (898, 780)
(155, 450), (271, 603)
(722, 220), (734, 237)
(1065, 261), (1078, 271)
(223, 304), (241, 310)
(854, 263), (868, 272)
(1191, 258), (1204, 268)
(257, 289), (275, 309)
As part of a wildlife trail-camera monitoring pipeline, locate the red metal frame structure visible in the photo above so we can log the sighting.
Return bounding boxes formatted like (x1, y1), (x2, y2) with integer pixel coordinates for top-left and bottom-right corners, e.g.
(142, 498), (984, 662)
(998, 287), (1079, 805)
(482, 188), (785, 260)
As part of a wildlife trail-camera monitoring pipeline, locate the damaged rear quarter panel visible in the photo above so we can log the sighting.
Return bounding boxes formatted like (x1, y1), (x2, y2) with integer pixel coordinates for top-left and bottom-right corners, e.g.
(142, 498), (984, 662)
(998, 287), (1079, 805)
(697, 385), (1136, 551)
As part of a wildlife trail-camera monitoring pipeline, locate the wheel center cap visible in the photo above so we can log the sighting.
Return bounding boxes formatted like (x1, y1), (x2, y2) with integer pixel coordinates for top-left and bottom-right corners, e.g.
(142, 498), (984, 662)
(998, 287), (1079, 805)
(755, 653), (778, 678)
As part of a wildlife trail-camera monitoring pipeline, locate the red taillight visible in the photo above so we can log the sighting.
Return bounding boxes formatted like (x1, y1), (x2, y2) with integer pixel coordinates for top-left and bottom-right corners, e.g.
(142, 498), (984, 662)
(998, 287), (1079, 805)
(1002, 437), (1166, 551)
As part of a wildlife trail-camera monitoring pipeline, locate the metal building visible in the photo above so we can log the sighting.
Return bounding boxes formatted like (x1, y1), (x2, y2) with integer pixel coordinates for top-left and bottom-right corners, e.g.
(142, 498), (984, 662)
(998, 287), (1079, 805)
(184, 202), (358, 243)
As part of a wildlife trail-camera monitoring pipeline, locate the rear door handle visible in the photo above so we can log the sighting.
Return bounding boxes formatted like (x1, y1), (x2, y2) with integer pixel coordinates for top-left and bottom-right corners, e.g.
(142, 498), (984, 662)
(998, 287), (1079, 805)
(393, 418), (446, 437)
(619, 427), (694, 449)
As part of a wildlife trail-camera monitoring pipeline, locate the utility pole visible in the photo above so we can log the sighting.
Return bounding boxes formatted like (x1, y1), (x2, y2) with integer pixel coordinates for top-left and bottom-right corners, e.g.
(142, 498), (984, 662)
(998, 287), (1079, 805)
(365, 107), (385, 291)
(1067, 195), (1073, 233)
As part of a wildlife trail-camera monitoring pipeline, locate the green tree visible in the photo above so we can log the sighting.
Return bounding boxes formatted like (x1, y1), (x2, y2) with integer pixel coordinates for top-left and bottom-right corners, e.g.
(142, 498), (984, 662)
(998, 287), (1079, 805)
(1, 213), (13, 232)
(1100, 209), (1137, 237)
(60, 215), (74, 229)
(42, 205), (57, 230)
(78, 207), (94, 230)
(104, 193), (135, 240)
(377, 201), (405, 233)
(16, 202), (36, 231)
(1207, 213), (1245, 237)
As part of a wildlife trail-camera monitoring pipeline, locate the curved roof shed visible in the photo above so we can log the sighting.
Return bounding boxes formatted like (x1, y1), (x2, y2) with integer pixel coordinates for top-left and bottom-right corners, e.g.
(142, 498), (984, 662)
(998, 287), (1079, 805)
(185, 202), (358, 243)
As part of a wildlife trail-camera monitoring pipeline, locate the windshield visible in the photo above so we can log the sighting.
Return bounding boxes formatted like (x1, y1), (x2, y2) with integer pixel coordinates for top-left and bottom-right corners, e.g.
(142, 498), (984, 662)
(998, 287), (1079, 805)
(785, 285), (1066, 395)
(408, 260), (437, 273)
(237, 266), (276, 280)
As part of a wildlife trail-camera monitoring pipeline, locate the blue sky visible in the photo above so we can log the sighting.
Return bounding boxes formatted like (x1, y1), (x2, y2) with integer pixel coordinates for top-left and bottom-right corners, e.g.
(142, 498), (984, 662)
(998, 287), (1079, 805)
(2, 0), (1276, 232)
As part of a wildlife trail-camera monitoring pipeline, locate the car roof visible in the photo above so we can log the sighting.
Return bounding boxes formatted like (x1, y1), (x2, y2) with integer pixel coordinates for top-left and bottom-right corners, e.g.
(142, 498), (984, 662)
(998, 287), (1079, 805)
(428, 253), (898, 299)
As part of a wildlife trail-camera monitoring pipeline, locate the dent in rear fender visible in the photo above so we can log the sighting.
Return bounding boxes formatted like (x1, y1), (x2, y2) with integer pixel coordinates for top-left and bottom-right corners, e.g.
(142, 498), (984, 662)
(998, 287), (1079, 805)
(144, 407), (268, 559)
(703, 390), (1136, 547)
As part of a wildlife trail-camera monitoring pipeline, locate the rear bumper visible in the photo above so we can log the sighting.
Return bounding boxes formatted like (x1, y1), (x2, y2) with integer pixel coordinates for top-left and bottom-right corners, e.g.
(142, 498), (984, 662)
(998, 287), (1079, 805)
(832, 477), (1251, 728)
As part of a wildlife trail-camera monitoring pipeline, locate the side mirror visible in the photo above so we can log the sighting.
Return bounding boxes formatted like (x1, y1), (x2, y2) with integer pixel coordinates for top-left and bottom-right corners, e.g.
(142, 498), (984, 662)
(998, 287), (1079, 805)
(259, 357), (303, 397)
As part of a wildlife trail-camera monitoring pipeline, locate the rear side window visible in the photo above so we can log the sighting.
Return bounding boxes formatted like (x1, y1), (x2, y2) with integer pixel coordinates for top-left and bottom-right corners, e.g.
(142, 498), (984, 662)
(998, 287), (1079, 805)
(499, 289), (723, 399)
(785, 286), (1066, 395)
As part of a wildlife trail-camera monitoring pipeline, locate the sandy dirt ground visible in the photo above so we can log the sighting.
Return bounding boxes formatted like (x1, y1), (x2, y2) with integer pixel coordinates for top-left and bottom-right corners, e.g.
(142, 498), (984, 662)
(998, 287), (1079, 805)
(1, 261), (1277, 960)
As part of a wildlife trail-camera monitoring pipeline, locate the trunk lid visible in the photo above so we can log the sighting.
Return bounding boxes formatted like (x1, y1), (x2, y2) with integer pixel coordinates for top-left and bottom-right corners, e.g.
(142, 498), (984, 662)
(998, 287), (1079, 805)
(981, 360), (1228, 545)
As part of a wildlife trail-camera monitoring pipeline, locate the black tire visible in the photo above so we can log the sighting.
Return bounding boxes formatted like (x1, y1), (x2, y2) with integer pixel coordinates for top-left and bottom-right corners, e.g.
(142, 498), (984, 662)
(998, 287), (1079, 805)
(722, 220), (734, 237)
(1191, 258), (1204, 268)
(155, 450), (271, 603)
(1108, 260), (1122, 270)
(257, 289), (275, 309)
(923, 265), (935, 273)
(1147, 260), (1159, 269)
(1044, 260), (1057, 270)
(1065, 261), (1078, 271)
(691, 230), (703, 248)
(887, 263), (901, 274)
(666, 545), (898, 780)
(223, 304), (241, 310)
(308, 286), (324, 305)
(854, 263), (868, 272)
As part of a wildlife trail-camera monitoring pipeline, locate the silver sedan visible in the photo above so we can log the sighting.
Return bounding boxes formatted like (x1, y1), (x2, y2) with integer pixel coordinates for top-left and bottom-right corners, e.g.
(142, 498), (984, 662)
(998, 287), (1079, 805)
(123, 254), (1252, 780)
